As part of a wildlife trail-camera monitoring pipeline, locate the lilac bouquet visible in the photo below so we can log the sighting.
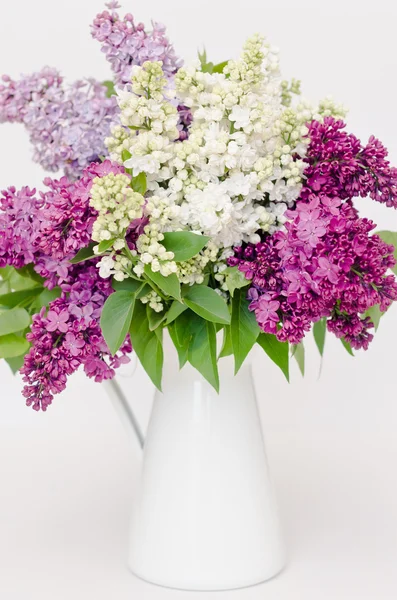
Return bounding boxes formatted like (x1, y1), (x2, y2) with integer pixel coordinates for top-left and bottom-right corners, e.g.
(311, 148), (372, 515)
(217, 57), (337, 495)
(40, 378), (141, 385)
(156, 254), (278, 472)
(1, 3), (396, 411)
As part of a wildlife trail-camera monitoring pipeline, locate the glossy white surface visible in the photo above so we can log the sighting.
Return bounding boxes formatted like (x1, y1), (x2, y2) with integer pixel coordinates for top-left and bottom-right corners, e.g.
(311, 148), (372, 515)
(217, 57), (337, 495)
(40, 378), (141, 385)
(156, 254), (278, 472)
(127, 352), (285, 590)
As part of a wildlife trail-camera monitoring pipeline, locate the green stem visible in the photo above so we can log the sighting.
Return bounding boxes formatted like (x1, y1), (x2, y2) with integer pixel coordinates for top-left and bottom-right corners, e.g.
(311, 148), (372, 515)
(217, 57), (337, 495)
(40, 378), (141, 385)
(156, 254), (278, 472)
(123, 243), (137, 264)
(144, 277), (167, 301)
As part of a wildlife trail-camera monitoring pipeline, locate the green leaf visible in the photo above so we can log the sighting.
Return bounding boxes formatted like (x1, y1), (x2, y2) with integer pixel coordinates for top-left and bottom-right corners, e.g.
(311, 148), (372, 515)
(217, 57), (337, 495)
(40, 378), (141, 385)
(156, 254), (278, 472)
(188, 314), (219, 391)
(144, 265), (181, 301)
(8, 269), (41, 291)
(136, 283), (151, 299)
(0, 288), (42, 308)
(112, 278), (144, 293)
(146, 305), (166, 331)
(231, 288), (260, 374)
(168, 322), (188, 369)
(183, 285), (231, 325)
(15, 265), (44, 285)
(198, 47), (207, 67)
(341, 338), (354, 356)
(291, 343), (305, 376)
(0, 334), (29, 359)
(131, 172), (147, 195)
(365, 304), (384, 331)
(377, 230), (397, 275)
(0, 280), (11, 295)
(257, 333), (289, 381)
(100, 291), (135, 355)
(129, 300), (163, 389)
(212, 60), (229, 73)
(219, 325), (233, 358)
(70, 242), (97, 264)
(313, 318), (327, 356)
(165, 300), (187, 325)
(223, 266), (249, 297)
(161, 231), (210, 262)
(31, 287), (62, 310)
(121, 149), (132, 162)
(0, 267), (13, 281)
(171, 309), (194, 368)
(98, 238), (116, 254)
(103, 80), (116, 98)
(0, 308), (30, 336)
(5, 354), (25, 374)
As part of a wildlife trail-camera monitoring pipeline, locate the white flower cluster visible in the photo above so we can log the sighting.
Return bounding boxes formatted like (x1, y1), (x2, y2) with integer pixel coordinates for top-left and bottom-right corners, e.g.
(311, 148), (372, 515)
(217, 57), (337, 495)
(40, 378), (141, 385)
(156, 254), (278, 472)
(106, 61), (179, 176)
(90, 172), (145, 282)
(177, 241), (220, 285)
(98, 253), (132, 282)
(295, 96), (347, 124)
(90, 172), (144, 249)
(135, 224), (177, 278)
(140, 290), (164, 313)
(104, 35), (346, 284)
(133, 192), (179, 278)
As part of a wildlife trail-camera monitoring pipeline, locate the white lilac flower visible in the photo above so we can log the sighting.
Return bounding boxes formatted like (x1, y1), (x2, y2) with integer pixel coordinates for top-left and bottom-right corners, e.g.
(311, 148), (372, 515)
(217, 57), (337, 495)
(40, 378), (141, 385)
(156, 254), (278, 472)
(105, 35), (345, 284)
(90, 172), (145, 252)
(140, 290), (164, 313)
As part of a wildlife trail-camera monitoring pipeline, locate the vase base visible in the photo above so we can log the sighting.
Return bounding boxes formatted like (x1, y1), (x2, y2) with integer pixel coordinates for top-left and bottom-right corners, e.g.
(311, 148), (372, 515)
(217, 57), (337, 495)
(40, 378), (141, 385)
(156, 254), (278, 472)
(128, 559), (287, 592)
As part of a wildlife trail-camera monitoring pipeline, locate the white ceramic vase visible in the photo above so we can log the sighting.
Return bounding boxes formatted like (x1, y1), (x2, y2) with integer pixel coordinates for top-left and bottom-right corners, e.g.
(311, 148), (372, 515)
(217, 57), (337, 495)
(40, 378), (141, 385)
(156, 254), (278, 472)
(104, 348), (285, 591)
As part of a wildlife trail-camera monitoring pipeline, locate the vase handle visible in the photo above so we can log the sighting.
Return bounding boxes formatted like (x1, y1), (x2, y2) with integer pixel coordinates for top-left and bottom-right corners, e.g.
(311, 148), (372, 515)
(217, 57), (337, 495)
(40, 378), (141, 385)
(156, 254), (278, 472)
(103, 356), (145, 449)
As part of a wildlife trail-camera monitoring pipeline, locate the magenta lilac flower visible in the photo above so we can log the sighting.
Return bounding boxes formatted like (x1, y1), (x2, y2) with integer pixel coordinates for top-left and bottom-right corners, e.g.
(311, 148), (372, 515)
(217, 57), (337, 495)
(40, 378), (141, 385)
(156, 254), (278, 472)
(0, 160), (133, 410)
(303, 117), (397, 209)
(231, 197), (397, 349)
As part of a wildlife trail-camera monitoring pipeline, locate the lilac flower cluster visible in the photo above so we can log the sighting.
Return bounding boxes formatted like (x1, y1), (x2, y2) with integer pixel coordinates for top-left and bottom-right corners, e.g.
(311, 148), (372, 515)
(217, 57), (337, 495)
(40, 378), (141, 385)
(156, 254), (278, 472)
(21, 263), (131, 411)
(303, 117), (397, 208)
(91, 1), (181, 86)
(230, 118), (397, 349)
(0, 5), (182, 180)
(0, 70), (118, 179)
(0, 160), (132, 410)
(0, 186), (43, 268)
(230, 198), (397, 349)
(0, 161), (121, 272)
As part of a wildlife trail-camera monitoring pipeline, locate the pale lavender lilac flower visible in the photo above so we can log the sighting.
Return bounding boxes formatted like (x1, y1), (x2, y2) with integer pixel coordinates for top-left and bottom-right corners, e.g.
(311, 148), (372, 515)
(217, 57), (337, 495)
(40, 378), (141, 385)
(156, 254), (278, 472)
(91, 3), (181, 86)
(0, 70), (118, 179)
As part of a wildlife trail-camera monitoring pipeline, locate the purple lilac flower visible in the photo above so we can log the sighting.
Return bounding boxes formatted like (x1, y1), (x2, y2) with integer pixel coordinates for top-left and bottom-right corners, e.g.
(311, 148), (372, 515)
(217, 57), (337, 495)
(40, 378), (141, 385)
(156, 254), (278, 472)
(0, 160), (135, 411)
(177, 105), (193, 141)
(0, 186), (43, 268)
(21, 263), (132, 412)
(230, 118), (397, 349)
(36, 160), (125, 262)
(303, 117), (397, 209)
(91, 3), (182, 87)
(230, 200), (397, 349)
(0, 70), (118, 179)
(229, 197), (397, 348)
(46, 309), (70, 333)
(0, 160), (123, 274)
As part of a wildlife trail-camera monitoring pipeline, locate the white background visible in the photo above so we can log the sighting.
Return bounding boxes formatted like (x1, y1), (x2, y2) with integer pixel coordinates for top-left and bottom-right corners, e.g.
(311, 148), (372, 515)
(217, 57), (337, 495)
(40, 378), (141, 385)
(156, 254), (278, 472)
(1, 0), (397, 598)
